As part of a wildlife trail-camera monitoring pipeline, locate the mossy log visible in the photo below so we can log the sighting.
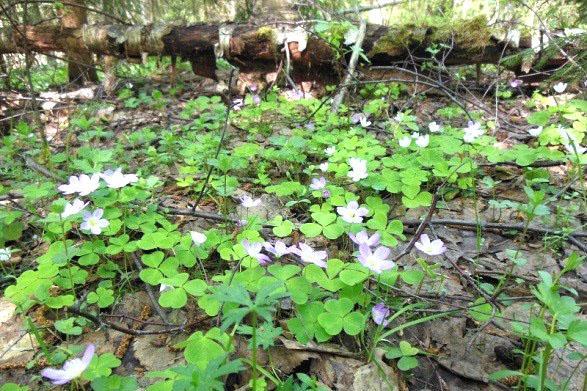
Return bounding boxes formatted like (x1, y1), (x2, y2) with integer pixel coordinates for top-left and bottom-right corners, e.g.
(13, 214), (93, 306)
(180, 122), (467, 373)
(0, 19), (575, 83)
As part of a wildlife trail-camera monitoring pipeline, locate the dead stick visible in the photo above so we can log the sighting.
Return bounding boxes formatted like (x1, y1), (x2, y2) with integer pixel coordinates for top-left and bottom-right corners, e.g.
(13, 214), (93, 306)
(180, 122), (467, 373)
(331, 19), (367, 113)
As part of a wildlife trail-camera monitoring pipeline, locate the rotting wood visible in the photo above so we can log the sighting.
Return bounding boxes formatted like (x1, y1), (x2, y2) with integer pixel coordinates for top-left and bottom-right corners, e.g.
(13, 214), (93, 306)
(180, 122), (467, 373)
(0, 18), (580, 84)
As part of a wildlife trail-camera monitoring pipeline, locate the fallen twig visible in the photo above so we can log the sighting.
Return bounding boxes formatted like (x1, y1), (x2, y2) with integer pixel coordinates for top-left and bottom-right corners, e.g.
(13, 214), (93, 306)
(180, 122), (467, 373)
(402, 219), (587, 238)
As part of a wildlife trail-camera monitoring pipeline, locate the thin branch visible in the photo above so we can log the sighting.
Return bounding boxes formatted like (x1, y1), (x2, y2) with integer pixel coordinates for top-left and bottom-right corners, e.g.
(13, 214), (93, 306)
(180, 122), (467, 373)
(402, 219), (587, 238)
(332, 19), (367, 112)
(393, 193), (439, 262)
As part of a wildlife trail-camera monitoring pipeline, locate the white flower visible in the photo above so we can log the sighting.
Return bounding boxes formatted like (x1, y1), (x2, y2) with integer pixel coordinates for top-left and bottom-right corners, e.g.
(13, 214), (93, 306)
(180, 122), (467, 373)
(337, 200), (369, 224)
(80, 209), (109, 235)
(357, 245), (395, 274)
(240, 195), (262, 208)
(58, 174), (100, 196)
(100, 168), (138, 189)
(325, 146), (336, 156)
(319, 162), (329, 172)
(414, 234), (447, 256)
(463, 121), (484, 143)
(264, 241), (294, 257)
(359, 116), (372, 127)
(349, 230), (380, 247)
(292, 243), (327, 268)
(0, 247), (11, 262)
(553, 82), (567, 94)
(41, 344), (95, 385)
(415, 134), (430, 148)
(310, 177), (327, 190)
(528, 126), (543, 137)
(557, 126), (586, 154)
(394, 113), (404, 122)
(347, 157), (368, 182)
(428, 122), (442, 133)
(61, 199), (88, 219)
(411, 132), (420, 139)
(190, 231), (207, 246)
(160, 283), (172, 292)
(398, 136), (411, 148)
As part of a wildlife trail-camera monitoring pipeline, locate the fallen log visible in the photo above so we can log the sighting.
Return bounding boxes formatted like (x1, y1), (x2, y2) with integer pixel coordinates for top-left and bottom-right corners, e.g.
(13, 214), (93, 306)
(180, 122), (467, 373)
(0, 17), (580, 84)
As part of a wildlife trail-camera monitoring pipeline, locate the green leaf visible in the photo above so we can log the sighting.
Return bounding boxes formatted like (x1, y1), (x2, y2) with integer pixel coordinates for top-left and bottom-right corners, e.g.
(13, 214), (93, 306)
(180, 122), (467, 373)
(400, 269), (424, 285)
(183, 329), (227, 369)
(322, 222), (345, 239)
(300, 223), (322, 237)
(324, 298), (353, 316)
(399, 340), (419, 356)
(312, 211), (337, 227)
(326, 259), (345, 279)
(184, 279), (208, 297)
(343, 311), (365, 335)
(317, 312), (343, 336)
(54, 317), (82, 336)
(527, 110), (551, 126)
(273, 219), (295, 237)
(468, 298), (494, 323)
(397, 356), (419, 371)
(139, 268), (163, 285)
(141, 251), (164, 268)
(401, 191), (433, 208)
(91, 375), (138, 391)
(198, 294), (221, 316)
(159, 288), (188, 308)
(83, 353), (121, 381)
(339, 264), (370, 286)
(567, 319), (587, 346)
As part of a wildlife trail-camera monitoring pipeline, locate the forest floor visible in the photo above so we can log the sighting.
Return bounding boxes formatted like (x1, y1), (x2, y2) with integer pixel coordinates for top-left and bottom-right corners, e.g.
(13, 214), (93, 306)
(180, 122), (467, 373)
(0, 64), (586, 390)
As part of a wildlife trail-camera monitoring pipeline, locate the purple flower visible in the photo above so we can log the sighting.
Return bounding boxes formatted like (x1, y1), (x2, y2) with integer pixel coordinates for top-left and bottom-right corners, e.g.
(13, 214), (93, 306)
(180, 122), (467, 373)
(350, 113), (371, 127)
(349, 230), (380, 247)
(41, 344), (95, 385)
(264, 241), (295, 257)
(357, 244), (395, 274)
(291, 243), (327, 268)
(306, 122), (315, 131)
(322, 189), (331, 198)
(242, 240), (271, 265)
(414, 234), (446, 256)
(285, 89), (304, 101)
(371, 303), (391, 327)
(252, 94), (261, 105)
(510, 79), (523, 88)
(310, 177), (327, 190)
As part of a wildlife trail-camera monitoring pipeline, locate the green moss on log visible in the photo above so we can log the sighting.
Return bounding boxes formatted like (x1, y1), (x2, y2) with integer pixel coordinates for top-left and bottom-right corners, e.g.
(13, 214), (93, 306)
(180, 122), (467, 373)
(256, 26), (275, 41)
(370, 15), (492, 57)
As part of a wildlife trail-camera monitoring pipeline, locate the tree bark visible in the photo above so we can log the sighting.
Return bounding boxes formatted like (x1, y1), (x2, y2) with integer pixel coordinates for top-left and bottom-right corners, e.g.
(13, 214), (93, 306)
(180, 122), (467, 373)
(61, 0), (98, 85)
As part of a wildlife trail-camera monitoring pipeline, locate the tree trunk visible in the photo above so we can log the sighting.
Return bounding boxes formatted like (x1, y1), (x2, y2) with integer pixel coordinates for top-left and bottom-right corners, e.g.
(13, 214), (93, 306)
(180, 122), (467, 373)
(61, 0), (98, 85)
(0, 18), (579, 85)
